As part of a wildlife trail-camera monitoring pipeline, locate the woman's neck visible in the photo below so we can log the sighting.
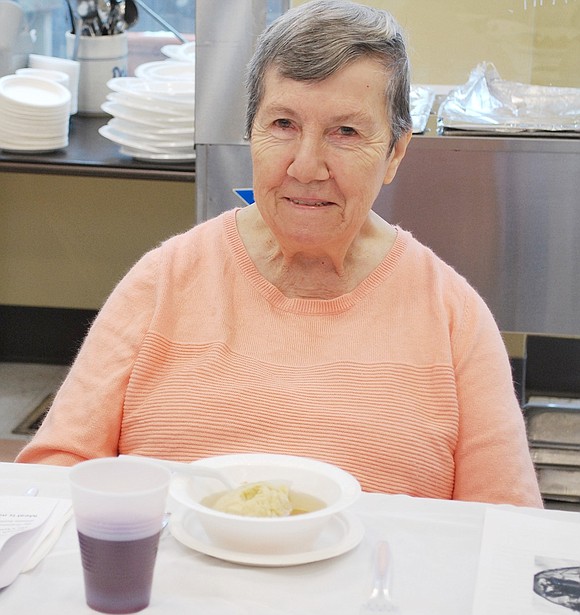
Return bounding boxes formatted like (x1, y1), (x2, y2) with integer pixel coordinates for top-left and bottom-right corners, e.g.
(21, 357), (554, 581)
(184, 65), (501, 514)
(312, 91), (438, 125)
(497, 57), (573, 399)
(236, 207), (396, 299)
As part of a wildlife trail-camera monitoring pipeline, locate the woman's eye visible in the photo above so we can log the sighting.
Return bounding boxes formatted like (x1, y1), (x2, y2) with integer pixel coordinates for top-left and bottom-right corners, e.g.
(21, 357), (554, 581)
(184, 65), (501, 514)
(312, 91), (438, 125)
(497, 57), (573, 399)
(273, 118), (292, 129)
(338, 126), (357, 136)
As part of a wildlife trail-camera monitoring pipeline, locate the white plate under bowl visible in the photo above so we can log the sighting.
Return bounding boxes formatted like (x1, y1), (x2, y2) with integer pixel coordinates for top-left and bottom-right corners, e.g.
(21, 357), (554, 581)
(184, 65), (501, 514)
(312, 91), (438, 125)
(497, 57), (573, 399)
(170, 508), (364, 567)
(135, 60), (195, 82)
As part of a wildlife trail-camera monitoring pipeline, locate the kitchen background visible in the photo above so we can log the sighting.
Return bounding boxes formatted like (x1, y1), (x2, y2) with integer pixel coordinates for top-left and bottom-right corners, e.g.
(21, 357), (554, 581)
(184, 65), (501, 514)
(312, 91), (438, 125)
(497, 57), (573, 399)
(1, 0), (578, 315)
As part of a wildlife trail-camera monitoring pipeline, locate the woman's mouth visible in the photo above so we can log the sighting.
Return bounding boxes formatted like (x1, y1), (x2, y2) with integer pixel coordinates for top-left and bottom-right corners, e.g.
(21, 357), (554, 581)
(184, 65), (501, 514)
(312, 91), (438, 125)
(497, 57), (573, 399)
(288, 198), (332, 207)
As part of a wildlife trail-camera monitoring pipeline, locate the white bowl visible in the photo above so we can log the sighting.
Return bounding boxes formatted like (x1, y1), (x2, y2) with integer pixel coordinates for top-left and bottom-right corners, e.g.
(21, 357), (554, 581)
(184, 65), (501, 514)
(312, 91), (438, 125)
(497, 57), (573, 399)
(169, 453), (361, 555)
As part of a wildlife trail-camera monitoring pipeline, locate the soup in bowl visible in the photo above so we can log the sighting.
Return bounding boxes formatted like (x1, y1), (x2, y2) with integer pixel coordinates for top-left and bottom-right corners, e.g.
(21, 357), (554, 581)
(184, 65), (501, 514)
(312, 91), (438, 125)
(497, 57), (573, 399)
(169, 453), (361, 554)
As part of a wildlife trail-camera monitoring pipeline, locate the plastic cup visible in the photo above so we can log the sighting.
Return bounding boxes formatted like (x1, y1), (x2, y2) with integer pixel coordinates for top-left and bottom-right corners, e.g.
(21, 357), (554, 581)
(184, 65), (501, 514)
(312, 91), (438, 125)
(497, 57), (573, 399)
(69, 457), (171, 614)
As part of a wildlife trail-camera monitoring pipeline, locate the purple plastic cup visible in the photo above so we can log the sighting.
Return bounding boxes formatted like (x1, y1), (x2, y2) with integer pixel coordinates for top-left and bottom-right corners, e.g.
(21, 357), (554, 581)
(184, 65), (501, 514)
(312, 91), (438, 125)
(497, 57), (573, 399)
(69, 457), (170, 614)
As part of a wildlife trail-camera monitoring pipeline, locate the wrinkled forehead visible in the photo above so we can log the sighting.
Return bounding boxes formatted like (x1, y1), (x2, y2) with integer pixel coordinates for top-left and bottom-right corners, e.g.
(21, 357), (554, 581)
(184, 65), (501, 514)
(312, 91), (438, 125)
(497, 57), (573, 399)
(258, 60), (391, 118)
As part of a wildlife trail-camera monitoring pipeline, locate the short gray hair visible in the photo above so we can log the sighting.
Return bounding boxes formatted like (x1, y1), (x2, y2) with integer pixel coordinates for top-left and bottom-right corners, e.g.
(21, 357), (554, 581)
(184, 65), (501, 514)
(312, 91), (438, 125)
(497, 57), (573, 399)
(245, 0), (412, 148)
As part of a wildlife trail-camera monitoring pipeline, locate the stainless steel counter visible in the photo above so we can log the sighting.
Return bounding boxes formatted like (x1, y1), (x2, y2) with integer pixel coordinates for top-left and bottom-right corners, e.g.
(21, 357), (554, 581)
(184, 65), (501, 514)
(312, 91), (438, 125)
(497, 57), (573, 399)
(374, 125), (580, 337)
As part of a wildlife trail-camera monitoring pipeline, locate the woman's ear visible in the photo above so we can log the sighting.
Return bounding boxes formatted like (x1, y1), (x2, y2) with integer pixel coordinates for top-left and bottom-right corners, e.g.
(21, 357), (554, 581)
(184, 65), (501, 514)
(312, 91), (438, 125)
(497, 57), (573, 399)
(383, 131), (412, 185)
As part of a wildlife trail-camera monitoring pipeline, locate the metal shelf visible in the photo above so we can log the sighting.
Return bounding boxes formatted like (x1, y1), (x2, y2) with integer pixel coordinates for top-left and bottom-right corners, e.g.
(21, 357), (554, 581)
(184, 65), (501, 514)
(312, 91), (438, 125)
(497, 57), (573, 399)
(0, 115), (195, 182)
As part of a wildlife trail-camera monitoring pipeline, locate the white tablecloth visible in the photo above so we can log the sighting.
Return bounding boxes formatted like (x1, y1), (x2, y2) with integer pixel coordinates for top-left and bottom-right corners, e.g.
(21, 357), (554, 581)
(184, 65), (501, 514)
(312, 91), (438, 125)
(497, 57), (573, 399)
(0, 462), (577, 614)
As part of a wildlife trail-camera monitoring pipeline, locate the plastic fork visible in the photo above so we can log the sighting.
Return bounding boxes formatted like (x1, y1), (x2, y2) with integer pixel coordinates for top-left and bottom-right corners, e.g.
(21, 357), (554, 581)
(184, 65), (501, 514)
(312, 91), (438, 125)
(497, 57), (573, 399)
(359, 540), (397, 614)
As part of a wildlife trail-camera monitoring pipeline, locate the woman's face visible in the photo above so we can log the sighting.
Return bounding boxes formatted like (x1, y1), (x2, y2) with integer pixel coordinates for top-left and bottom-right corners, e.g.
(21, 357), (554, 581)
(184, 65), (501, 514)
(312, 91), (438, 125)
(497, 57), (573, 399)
(250, 57), (410, 254)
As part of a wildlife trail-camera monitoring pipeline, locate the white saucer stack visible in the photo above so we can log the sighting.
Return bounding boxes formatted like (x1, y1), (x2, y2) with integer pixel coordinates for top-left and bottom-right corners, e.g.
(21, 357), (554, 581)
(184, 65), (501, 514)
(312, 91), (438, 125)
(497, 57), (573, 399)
(0, 74), (71, 153)
(100, 60), (194, 162)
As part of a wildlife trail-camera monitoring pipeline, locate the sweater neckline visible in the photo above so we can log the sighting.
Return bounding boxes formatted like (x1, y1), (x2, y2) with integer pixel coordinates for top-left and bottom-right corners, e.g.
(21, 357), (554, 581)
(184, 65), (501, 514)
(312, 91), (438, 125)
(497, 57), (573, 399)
(223, 208), (407, 315)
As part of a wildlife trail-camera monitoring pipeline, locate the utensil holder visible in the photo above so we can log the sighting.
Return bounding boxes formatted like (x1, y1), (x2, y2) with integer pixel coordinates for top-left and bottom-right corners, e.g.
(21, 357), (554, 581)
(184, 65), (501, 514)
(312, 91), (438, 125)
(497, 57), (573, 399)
(65, 32), (128, 116)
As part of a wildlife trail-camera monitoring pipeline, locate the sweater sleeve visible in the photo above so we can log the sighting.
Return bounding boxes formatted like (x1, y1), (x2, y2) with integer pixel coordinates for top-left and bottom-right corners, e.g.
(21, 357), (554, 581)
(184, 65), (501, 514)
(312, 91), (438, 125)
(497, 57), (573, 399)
(451, 291), (543, 507)
(16, 248), (161, 466)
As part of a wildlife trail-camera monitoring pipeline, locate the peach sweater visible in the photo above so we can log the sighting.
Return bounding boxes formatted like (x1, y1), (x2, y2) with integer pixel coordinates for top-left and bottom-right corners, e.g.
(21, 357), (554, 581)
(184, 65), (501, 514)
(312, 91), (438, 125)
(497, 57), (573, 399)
(17, 209), (542, 506)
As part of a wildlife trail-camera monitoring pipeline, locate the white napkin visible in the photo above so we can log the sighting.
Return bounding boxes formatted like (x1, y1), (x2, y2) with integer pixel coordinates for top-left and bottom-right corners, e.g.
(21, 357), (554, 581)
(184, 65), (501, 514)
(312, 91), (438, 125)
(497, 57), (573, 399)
(0, 496), (72, 588)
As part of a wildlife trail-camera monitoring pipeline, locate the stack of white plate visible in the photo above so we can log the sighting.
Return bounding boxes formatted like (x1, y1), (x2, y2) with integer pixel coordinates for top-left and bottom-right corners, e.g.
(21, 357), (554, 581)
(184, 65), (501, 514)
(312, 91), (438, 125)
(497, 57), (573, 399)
(99, 61), (194, 162)
(0, 74), (71, 153)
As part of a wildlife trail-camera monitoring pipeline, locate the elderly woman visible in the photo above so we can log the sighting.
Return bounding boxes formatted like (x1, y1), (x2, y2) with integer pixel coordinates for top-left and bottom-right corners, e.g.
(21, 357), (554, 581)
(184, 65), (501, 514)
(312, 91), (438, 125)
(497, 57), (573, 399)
(17, 1), (542, 507)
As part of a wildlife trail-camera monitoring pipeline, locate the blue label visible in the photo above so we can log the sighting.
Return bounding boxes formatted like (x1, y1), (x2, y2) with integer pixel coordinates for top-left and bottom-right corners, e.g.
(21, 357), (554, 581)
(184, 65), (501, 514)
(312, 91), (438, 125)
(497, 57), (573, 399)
(233, 189), (254, 205)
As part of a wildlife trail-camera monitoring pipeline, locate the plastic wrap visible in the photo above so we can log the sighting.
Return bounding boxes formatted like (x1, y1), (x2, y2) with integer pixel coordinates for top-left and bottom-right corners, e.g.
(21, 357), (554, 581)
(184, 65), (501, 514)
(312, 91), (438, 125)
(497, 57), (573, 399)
(410, 85), (435, 133)
(438, 62), (580, 134)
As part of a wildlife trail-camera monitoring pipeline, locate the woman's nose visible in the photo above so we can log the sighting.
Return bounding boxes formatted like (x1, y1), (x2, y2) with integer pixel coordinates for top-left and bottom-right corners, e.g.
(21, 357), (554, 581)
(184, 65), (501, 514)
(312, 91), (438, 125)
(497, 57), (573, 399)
(287, 136), (330, 183)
